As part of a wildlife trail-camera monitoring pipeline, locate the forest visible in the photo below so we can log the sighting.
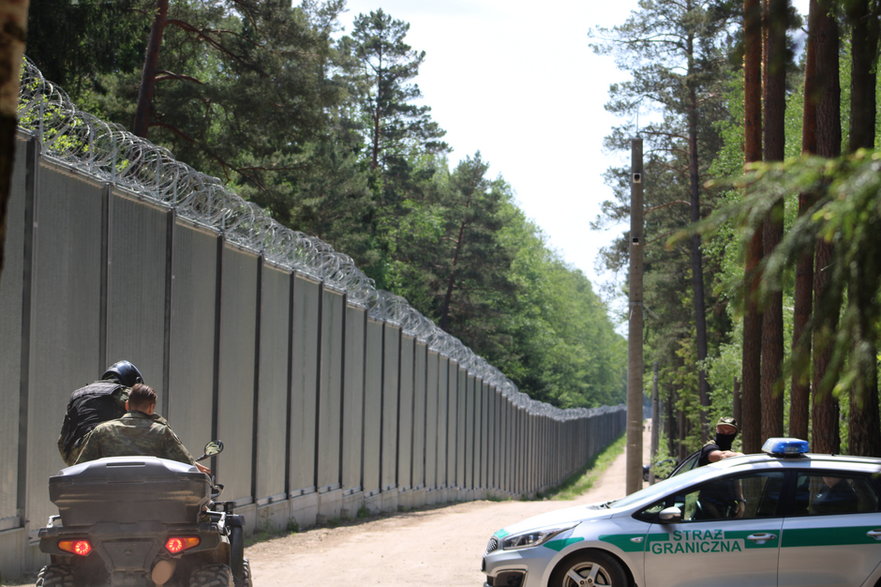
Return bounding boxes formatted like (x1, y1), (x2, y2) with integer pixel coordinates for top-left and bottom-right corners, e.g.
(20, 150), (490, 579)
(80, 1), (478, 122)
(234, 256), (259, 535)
(591, 0), (881, 458)
(18, 0), (627, 411)
(9, 0), (881, 459)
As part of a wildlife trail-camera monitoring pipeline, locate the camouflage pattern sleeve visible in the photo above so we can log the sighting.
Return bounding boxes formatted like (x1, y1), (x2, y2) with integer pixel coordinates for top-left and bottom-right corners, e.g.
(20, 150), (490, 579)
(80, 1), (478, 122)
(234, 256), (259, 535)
(162, 427), (196, 465)
(74, 428), (102, 464)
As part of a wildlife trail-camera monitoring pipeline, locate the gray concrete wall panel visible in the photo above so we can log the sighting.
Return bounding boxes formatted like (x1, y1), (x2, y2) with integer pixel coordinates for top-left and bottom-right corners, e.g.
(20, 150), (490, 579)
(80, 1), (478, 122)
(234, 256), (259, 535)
(289, 275), (320, 494)
(341, 305), (366, 492)
(444, 359), (457, 488)
(478, 381), (487, 489)
(168, 221), (218, 455)
(217, 245), (259, 503)
(105, 192), (168, 403)
(255, 265), (292, 503)
(381, 324), (400, 491)
(437, 356), (450, 488)
(423, 351), (439, 490)
(488, 386), (498, 491)
(27, 164), (105, 532)
(411, 341), (427, 488)
(456, 368), (467, 488)
(397, 334), (414, 490)
(316, 288), (344, 492)
(0, 135), (30, 529)
(507, 402), (516, 494)
(362, 319), (384, 495)
(464, 375), (475, 489)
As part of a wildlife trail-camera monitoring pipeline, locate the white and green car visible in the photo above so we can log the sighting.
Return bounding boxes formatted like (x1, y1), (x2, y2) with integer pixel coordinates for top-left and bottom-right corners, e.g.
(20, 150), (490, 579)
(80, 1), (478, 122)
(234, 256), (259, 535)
(482, 438), (881, 587)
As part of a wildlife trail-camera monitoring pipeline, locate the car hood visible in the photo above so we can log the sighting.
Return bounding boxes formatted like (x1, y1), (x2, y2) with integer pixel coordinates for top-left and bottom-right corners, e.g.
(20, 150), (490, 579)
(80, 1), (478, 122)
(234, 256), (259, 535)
(495, 501), (614, 537)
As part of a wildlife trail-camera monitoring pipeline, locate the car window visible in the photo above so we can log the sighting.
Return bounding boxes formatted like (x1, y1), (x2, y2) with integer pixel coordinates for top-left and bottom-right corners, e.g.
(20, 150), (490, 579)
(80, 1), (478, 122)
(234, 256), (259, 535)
(669, 449), (702, 477)
(636, 471), (786, 522)
(791, 471), (881, 517)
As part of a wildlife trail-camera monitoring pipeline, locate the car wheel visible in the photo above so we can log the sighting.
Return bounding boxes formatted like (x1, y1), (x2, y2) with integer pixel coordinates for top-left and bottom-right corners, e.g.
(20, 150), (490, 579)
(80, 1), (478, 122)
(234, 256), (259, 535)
(35, 564), (76, 587)
(188, 563), (234, 587)
(549, 550), (628, 587)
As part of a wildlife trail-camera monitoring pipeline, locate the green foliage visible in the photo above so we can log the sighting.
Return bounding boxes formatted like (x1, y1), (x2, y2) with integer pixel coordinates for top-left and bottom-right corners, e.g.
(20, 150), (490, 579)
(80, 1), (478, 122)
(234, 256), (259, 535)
(26, 0), (150, 96)
(707, 151), (881, 400)
(342, 8), (448, 174)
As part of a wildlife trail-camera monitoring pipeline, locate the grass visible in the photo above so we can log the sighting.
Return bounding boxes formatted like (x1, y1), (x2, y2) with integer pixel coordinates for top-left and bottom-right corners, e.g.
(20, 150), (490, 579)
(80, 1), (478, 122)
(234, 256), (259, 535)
(538, 434), (626, 501)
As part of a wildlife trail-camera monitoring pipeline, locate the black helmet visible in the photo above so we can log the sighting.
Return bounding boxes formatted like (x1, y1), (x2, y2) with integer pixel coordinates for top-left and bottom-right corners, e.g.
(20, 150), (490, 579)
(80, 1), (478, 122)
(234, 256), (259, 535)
(102, 360), (144, 387)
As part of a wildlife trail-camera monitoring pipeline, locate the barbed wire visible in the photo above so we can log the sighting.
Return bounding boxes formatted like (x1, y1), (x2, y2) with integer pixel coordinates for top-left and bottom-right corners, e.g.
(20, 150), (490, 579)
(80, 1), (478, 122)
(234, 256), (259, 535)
(16, 57), (622, 422)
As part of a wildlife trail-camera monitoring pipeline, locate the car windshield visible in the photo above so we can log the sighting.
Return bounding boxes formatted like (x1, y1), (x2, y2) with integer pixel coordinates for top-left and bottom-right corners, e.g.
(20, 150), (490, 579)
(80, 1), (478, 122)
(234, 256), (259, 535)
(605, 465), (713, 510)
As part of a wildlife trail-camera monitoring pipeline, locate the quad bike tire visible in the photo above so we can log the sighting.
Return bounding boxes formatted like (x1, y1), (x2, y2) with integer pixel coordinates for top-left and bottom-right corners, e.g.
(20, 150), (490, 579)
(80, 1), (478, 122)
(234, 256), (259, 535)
(229, 520), (246, 586)
(189, 563), (234, 587)
(35, 564), (76, 587)
(238, 559), (252, 587)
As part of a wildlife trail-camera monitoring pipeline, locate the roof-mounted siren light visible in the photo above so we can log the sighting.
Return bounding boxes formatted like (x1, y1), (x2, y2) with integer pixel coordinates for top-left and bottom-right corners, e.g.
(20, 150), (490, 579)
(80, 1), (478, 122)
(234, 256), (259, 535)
(762, 437), (809, 457)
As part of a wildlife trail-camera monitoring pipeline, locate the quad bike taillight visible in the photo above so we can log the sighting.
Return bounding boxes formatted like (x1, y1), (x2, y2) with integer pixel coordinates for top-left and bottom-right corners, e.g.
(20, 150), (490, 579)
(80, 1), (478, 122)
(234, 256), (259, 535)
(58, 539), (92, 556)
(164, 536), (201, 554)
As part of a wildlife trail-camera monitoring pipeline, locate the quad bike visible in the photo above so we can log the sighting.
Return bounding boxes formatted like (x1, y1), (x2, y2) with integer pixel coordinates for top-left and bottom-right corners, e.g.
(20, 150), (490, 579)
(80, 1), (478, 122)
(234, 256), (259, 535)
(36, 441), (252, 586)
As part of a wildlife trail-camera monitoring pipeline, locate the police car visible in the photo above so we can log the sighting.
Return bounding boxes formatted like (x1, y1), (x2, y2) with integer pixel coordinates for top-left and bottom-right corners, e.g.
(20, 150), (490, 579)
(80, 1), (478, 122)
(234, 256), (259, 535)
(482, 438), (881, 587)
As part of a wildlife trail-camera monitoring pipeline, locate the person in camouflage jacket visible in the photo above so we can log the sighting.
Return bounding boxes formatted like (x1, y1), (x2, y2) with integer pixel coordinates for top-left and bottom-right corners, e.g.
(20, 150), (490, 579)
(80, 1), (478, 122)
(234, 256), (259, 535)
(75, 383), (208, 473)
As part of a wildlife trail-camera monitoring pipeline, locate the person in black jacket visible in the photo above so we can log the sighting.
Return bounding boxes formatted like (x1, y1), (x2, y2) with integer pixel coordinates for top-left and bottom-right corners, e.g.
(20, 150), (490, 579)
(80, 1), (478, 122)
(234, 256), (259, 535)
(57, 360), (143, 465)
(695, 416), (745, 519)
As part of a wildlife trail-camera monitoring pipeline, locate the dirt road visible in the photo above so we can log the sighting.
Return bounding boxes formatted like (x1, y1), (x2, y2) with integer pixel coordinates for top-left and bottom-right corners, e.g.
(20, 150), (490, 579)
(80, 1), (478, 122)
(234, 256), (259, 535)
(246, 425), (650, 586)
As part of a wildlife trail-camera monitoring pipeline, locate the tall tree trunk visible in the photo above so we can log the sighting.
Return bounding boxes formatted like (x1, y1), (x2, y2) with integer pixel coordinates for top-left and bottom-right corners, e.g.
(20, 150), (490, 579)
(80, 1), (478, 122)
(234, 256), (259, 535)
(438, 218), (467, 331)
(0, 0), (29, 279)
(790, 0), (819, 440)
(845, 0), (881, 456)
(133, 0), (168, 138)
(810, 0), (841, 454)
(685, 32), (710, 438)
(741, 0), (764, 453)
(438, 189), (474, 331)
(760, 0), (787, 440)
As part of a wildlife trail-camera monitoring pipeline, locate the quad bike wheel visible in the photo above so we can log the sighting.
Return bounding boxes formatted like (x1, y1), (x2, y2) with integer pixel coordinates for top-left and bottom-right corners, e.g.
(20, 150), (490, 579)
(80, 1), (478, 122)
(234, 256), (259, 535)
(239, 559), (252, 587)
(229, 520), (246, 586)
(189, 563), (233, 587)
(35, 564), (76, 587)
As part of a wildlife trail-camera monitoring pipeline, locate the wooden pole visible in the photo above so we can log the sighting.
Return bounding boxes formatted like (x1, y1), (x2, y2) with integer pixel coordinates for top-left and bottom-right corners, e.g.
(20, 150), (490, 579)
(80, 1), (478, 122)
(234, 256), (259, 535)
(626, 137), (644, 494)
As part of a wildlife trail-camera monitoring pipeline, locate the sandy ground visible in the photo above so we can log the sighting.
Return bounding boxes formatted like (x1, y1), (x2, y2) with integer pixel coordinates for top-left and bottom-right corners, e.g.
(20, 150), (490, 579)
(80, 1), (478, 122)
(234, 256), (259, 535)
(5, 425), (650, 586)
(246, 425), (650, 586)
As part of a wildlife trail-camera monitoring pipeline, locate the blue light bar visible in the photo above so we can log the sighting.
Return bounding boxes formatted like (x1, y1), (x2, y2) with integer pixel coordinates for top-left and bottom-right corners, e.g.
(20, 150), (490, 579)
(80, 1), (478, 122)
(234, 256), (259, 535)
(762, 437), (809, 456)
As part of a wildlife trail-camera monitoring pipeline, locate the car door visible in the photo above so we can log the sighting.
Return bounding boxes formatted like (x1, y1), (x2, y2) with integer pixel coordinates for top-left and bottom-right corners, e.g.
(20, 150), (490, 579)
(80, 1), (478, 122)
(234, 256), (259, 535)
(778, 470), (881, 587)
(639, 470), (785, 587)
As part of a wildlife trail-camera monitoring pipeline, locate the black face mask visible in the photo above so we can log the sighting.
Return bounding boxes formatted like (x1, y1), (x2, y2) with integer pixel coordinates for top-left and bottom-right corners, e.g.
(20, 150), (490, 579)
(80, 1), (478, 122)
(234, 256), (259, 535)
(715, 433), (736, 451)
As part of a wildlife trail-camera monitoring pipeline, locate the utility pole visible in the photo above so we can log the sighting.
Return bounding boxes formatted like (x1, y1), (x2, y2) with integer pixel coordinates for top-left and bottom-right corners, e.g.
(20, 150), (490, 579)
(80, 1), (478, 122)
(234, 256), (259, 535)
(626, 137), (644, 494)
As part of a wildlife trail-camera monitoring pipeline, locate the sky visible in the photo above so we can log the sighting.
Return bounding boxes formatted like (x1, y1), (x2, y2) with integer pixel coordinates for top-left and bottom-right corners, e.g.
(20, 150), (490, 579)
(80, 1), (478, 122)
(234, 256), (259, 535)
(338, 0), (639, 293)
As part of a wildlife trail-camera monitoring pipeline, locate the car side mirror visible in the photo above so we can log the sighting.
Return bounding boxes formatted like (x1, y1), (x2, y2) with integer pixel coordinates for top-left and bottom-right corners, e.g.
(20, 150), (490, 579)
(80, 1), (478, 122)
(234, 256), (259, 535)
(197, 440), (224, 461)
(659, 506), (682, 523)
